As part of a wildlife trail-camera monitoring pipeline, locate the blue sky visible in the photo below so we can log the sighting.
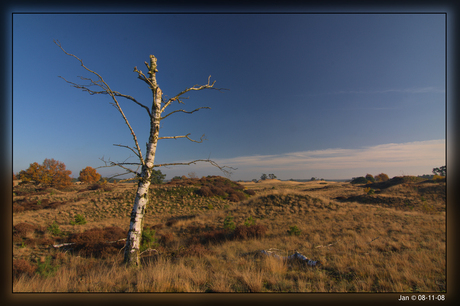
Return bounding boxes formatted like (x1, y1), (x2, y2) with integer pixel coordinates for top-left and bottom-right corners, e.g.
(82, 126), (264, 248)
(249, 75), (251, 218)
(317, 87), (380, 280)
(12, 13), (446, 181)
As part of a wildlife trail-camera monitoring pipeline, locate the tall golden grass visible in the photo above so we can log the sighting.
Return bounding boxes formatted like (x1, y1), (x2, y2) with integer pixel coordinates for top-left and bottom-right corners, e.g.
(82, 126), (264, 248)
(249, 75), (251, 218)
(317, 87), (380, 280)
(13, 179), (446, 292)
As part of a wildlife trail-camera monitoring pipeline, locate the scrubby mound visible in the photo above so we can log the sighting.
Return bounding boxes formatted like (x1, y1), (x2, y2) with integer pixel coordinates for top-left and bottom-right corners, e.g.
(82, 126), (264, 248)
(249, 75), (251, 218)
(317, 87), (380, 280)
(165, 175), (255, 202)
(364, 176), (428, 189)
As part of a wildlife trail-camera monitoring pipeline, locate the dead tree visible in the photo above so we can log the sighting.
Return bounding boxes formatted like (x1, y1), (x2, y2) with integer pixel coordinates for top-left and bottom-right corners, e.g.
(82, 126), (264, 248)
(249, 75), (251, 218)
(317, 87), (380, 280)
(55, 40), (234, 267)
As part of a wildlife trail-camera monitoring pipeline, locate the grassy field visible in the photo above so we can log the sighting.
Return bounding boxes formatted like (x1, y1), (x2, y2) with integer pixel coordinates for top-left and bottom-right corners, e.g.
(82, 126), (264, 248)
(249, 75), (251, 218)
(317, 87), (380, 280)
(12, 176), (446, 293)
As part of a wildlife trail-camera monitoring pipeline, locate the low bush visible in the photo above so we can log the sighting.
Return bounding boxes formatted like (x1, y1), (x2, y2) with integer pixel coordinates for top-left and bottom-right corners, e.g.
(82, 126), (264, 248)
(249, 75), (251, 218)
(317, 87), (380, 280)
(351, 177), (368, 184)
(67, 226), (126, 258)
(223, 213), (236, 231)
(244, 189), (256, 196)
(13, 222), (38, 237)
(159, 233), (174, 246)
(287, 225), (301, 236)
(141, 228), (157, 252)
(47, 221), (62, 236)
(233, 225), (267, 240)
(13, 259), (37, 279)
(197, 186), (213, 197)
(70, 214), (87, 225)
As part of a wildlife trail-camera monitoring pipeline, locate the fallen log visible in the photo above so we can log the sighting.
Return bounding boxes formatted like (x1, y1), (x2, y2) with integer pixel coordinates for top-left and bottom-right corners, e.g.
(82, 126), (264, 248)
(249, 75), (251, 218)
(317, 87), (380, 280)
(52, 238), (127, 249)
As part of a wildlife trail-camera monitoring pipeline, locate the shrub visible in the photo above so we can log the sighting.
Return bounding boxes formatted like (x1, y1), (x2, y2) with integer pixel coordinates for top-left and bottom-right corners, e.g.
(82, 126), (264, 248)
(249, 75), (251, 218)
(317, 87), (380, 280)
(67, 227), (126, 258)
(13, 259), (37, 279)
(201, 229), (228, 245)
(159, 232), (174, 246)
(47, 221), (62, 236)
(140, 228), (157, 252)
(228, 191), (245, 202)
(287, 225), (301, 236)
(432, 174), (445, 182)
(70, 214), (87, 225)
(351, 176), (368, 184)
(78, 166), (101, 184)
(13, 222), (38, 237)
(197, 186), (213, 197)
(223, 213), (236, 231)
(244, 189), (256, 196)
(18, 158), (72, 189)
(186, 244), (211, 257)
(151, 169), (166, 184)
(375, 173), (390, 182)
(233, 224), (267, 240)
(365, 174), (375, 182)
(210, 186), (226, 197)
(36, 256), (59, 278)
(243, 216), (256, 227)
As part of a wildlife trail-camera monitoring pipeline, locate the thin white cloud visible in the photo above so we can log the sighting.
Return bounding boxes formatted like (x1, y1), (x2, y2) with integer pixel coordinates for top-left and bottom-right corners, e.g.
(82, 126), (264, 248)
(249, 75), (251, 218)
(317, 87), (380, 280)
(189, 139), (445, 178)
(301, 86), (445, 97)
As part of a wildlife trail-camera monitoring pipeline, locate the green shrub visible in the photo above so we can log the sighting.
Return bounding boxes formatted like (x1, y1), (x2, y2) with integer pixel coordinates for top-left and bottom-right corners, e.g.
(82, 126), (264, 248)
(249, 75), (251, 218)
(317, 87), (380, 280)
(47, 221), (61, 236)
(140, 228), (157, 252)
(243, 216), (256, 227)
(36, 256), (59, 278)
(223, 213), (236, 231)
(351, 177), (368, 184)
(70, 214), (87, 225)
(287, 225), (301, 236)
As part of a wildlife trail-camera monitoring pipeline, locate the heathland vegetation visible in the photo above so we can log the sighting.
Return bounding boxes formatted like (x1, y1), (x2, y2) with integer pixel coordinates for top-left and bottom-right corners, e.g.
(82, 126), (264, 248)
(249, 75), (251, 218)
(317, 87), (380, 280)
(12, 163), (446, 292)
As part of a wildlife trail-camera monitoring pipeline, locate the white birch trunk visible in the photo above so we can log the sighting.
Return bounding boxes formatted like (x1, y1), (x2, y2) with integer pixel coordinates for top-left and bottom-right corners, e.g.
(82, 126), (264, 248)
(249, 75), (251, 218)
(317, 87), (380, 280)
(123, 59), (162, 267)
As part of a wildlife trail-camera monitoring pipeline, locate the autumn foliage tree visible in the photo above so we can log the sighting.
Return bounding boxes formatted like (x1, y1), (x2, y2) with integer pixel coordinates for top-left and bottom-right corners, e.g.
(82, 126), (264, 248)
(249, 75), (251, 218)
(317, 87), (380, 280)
(18, 158), (72, 189)
(375, 173), (389, 182)
(78, 166), (102, 183)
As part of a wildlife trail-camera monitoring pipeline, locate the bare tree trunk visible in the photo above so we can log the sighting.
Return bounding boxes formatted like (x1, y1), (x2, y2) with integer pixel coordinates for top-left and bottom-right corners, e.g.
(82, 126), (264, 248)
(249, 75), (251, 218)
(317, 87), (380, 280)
(124, 59), (162, 266)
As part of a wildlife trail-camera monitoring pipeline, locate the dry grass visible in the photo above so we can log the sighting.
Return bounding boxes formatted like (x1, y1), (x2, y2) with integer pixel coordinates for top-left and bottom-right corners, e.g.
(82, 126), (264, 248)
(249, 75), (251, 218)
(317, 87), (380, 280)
(13, 177), (446, 292)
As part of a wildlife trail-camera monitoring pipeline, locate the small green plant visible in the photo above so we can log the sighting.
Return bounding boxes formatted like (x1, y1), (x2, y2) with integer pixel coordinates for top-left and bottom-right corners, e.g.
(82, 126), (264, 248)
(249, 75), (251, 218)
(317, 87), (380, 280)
(140, 228), (157, 253)
(70, 214), (87, 225)
(20, 241), (26, 248)
(223, 213), (236, 231)
(368, 188), (375, 195)
(36, 256), (59, 278)
(47, 221), (61, 236)
(287, 225), (301, 236)
(243, 216), (256, 227)
(207, 203), (214, 210)
(36, 200), (41, 205)
(223, 204), (229, 210)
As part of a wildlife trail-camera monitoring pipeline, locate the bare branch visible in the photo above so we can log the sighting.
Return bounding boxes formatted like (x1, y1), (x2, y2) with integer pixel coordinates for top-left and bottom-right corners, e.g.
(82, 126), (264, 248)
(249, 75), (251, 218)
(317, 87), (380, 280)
(160, 75), (228, 114)
(60, 75), (151, 117)
(158, 133), (206, 143)
(154, 159), (236, 177)
(113, 144), (141, 159)
(133, 66), (156, 90)
(96, 156), (142, 177)
(55, 39), (145, 166)
(160, 106), (211, 120)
